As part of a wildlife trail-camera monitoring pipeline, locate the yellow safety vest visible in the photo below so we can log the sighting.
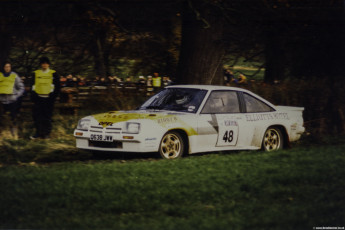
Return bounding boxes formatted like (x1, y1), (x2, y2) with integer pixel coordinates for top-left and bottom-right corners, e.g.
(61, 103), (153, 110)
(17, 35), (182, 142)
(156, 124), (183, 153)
(0, 72), (16, 94)
(34, 69), (56, 95)
(238, 75), (247, 84)
(152, 77), (161, 87)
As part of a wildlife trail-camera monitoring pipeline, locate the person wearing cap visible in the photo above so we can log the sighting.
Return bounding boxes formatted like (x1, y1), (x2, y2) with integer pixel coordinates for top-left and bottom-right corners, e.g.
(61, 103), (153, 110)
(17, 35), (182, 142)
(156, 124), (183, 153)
(30, 57), (60, 139)
(0, 61), (25, 139)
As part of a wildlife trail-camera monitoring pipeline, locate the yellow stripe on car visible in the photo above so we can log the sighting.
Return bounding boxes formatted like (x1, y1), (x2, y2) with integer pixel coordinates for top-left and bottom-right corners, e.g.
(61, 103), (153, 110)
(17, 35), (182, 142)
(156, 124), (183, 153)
(92, 111), (198, 136)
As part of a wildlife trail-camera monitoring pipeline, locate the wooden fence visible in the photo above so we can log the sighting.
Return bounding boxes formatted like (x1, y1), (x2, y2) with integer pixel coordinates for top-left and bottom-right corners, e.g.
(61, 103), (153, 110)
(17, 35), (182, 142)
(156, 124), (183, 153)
(21, 84), (156, 114)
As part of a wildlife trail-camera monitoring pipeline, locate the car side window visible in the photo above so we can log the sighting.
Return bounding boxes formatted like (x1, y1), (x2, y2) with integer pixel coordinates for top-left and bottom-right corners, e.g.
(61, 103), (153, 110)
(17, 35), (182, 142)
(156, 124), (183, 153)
(201, 91), (240, 114)
(243, 93), (273, 113)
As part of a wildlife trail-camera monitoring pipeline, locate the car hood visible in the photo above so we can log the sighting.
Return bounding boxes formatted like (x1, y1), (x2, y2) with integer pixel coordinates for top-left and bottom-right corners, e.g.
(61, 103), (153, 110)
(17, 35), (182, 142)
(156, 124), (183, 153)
(91, 110), (190, 127)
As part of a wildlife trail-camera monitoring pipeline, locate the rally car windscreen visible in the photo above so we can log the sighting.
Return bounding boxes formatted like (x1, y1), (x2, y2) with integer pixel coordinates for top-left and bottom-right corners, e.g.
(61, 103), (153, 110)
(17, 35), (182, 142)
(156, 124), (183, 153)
(138, 88), (207, 113)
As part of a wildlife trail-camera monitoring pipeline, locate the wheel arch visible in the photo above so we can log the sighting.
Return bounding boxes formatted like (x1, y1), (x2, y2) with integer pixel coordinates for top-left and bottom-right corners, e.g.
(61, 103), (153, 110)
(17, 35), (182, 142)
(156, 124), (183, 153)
(267, 125), (290, 149)
(166, 128), (190, 154)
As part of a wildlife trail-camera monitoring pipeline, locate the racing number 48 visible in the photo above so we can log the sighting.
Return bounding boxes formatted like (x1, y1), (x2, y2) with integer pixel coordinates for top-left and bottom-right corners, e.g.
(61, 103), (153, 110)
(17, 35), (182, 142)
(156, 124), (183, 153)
(223, 130), (234, 143)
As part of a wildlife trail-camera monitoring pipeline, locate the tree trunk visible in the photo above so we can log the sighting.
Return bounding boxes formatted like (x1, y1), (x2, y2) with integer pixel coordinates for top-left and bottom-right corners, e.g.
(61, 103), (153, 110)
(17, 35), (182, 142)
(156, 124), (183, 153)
(94, 36), (107, 79)
(0, 33), (11, 66)
(264, 30), (286, 83)
(176, 0), (225, 85)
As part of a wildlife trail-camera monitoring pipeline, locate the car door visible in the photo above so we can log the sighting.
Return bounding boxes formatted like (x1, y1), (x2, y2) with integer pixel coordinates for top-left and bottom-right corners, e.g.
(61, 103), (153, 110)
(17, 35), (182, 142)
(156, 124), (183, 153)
(240, 92), (277, 147)
(196, 90), (247, 151)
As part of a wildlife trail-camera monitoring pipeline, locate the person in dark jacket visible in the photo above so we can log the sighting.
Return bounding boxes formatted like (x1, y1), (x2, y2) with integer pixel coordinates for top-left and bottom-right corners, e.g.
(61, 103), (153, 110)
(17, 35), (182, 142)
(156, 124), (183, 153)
(30, 57), (60, 139)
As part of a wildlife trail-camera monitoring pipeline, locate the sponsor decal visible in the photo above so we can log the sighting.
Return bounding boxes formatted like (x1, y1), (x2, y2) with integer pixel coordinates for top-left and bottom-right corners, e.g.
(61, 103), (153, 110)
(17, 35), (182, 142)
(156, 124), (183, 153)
(145, 137), (157, 141)
(99, 121), (113, 126)
(245, 113), (288, 122)
(157, 117), (178, 124)
(224, 120), (238, 126)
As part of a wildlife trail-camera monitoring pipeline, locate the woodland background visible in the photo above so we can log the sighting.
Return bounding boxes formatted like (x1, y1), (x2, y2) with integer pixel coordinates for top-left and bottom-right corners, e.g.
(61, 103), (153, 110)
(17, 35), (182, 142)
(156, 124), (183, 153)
(1, 0), (344, 136)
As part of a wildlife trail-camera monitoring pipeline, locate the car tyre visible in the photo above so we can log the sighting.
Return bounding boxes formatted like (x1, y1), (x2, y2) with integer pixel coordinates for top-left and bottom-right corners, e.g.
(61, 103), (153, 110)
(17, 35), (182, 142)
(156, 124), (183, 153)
(262, 127), (284, 151)
(159, 131), (185, 159)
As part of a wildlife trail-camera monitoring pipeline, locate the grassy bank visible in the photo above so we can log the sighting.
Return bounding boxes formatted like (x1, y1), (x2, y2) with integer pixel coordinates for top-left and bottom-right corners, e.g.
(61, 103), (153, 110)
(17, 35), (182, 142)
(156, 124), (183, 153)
(1, 144), (345, 229)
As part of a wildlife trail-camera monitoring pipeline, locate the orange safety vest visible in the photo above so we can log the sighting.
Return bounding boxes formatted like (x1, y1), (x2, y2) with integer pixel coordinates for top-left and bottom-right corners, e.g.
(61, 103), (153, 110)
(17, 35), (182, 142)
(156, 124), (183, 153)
(0, 72), (16, 94)
(34, 69), (56, 95)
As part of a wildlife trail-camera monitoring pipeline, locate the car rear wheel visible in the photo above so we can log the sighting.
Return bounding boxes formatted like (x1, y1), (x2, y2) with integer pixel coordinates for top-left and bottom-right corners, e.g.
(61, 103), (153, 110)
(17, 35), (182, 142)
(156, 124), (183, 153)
(262, 127), (284, 151)
(159, 131), (185, 159)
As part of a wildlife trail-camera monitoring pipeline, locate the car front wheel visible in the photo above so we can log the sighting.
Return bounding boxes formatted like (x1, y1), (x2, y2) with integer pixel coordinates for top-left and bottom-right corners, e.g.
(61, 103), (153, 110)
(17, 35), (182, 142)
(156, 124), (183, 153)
(262, 127), (284, 151)
(159, 131), (185, 159)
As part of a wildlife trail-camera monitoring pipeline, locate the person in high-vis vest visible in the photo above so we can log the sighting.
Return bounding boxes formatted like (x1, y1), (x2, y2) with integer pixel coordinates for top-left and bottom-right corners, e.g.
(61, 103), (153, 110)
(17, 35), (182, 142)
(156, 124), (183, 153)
(237, 74), (247, 84)
(0, 61), (25, 139)
(30, 57), (60, 139)
(152, 72), (161, 92)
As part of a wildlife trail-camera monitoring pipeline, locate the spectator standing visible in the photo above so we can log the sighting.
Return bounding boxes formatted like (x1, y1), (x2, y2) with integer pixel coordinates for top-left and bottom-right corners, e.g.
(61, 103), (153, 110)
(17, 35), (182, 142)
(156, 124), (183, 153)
(237, 73), (247, 84)
(60, 75), (67, 87)
(162, 76), (172, 86)
(146, 75), (153, 96)
(65, 74), (74, 87)
(78, 76), (86, 86)
(30, 57), (60, 139)
(107, 76), (115, 86)
(125, 77), (132, 83)
(224, 69), (235, 86)
(0, 61), (25, 138)
(137, 76), (146, 86)
(113, 76), (121, 85)
(124, 77), (134, 89)
(99, 77), (107, 86)
(152, 72), (161, 92)
(137, 76), (146, 93)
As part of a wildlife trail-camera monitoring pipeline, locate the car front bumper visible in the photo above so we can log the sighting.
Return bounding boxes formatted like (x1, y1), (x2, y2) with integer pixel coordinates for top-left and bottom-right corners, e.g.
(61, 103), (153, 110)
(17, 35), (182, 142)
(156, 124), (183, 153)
(74, 130), (160, 153)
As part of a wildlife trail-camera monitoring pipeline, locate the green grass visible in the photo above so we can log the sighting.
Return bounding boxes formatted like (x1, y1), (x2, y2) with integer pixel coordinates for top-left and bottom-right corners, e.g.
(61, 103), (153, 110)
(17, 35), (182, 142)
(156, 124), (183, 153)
(1, 145), (345, 229)
(0, 113), (88, 164)
(0, 79), (344, 229)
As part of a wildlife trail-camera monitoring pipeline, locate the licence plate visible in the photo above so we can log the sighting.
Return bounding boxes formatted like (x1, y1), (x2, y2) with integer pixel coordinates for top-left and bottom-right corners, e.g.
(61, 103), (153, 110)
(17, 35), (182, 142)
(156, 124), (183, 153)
(90, 134), (113, 142)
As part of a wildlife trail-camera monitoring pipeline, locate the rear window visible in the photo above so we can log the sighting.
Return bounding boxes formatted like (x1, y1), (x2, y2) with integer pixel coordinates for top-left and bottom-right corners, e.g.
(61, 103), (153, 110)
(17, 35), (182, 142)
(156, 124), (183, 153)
(243, 93), (274, 113)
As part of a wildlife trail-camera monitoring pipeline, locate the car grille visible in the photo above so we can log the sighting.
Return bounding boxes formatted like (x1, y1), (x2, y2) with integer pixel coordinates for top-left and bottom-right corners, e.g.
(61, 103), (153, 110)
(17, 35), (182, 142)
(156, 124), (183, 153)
(90, 125), (122, 134)
(105, 127), (121, 134)
(90, 126), (103, 133)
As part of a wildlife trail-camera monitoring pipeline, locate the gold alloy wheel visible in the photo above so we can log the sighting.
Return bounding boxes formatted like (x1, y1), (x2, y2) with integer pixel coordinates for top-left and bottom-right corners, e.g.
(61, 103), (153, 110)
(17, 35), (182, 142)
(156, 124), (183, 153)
(159, 132), (184, 159)
(263, 128), (283, 151)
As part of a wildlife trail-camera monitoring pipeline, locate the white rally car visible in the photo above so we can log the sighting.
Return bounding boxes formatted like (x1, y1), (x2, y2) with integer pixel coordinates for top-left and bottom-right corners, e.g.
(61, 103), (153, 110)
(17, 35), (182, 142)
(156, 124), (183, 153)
(74, 85), (305, 159)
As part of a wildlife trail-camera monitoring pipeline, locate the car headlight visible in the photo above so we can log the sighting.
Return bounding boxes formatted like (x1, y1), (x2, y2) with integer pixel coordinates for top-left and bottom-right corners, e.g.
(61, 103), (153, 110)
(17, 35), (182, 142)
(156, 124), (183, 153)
(77, 119), (91, 131)
(124, 122), (140, 134)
